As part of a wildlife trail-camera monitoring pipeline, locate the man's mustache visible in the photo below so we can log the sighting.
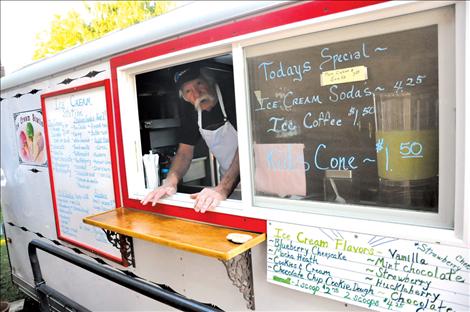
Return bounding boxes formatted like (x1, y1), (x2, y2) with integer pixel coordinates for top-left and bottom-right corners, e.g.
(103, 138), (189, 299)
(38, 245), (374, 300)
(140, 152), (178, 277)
(194, 94), (214, 111)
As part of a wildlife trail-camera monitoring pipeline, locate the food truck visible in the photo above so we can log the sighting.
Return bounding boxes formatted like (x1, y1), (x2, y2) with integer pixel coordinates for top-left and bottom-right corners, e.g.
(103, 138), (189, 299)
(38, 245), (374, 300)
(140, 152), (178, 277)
(1, 1), (469, 311)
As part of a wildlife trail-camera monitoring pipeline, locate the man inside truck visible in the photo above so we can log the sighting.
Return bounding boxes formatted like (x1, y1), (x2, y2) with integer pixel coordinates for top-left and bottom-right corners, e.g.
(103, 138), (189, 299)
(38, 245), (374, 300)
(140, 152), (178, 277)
(141, 63), (239, 213)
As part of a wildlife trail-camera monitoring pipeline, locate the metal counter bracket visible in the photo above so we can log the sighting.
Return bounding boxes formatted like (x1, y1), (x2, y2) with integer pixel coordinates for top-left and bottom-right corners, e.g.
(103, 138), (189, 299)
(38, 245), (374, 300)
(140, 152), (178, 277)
(102, 229), (136, 267)
(221, 250), (254, 310)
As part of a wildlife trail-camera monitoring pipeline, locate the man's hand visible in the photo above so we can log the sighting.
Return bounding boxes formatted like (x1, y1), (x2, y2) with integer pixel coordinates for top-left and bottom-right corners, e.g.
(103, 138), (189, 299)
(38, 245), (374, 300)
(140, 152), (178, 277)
(190, 187), (227, 213)
(189, 149), (240, 213)
(140, 143), (194, 207)
(141, 183), (177, 206)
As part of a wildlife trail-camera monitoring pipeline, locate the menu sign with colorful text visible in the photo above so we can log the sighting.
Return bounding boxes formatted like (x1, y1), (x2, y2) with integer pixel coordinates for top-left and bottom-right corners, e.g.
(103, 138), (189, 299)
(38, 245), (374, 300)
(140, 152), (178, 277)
(267, 221), (469, 311)
(43, 80), (122, 263)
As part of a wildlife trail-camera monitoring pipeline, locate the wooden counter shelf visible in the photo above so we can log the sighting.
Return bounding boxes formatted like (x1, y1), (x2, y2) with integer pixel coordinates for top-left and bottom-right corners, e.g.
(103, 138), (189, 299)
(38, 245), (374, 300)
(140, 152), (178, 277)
(83, 207), (266, 261)
(84, 207), (264, 309)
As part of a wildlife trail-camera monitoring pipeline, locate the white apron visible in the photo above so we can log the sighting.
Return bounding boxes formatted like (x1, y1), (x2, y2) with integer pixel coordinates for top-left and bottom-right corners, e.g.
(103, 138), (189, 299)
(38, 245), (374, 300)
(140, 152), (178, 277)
(197, 84), (238, 178)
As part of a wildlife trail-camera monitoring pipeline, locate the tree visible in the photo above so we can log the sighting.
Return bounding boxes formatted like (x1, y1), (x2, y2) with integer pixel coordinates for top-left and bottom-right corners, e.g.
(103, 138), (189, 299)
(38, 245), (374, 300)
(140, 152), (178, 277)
(33, 1), (175, 60)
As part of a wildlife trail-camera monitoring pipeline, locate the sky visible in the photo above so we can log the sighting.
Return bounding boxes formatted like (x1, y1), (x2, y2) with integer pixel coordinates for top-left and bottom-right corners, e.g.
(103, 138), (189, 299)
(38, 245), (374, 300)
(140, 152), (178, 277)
(0, 1), (89, 76)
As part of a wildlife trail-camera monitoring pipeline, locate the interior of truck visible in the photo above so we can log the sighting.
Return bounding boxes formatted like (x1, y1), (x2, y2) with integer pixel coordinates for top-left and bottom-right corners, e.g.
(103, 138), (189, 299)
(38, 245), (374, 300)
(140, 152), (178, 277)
(135, 53), (238, 196)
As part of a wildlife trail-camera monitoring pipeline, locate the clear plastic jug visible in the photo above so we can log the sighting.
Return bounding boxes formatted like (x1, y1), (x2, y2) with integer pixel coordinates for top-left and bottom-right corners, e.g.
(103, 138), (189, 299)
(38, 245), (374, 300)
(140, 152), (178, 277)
(373, 90), (438, 211)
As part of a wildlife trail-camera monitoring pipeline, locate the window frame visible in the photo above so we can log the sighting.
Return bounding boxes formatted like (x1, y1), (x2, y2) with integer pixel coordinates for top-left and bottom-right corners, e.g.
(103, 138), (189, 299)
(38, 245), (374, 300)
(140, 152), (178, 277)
(112, 42), (267, 232)
(240, 5), (454, 229)
(115, 43), (244, 208)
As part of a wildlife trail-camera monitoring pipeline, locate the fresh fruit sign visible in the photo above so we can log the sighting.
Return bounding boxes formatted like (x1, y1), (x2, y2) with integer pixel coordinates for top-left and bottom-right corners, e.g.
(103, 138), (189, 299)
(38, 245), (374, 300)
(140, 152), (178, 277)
(14, 109), (47, 166)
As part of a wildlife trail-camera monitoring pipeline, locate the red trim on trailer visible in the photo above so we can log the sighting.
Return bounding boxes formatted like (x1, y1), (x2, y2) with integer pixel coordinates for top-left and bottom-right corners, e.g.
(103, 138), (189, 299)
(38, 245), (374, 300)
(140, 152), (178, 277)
(126, 200), (267, 233)
(111, 0), (387, 232)
(103, 80), (122, 208)
(111, 1), (386, 68)
(57, 235), (123, 264)
(41, 94), (62, 239)
(41, 80), (125, 265)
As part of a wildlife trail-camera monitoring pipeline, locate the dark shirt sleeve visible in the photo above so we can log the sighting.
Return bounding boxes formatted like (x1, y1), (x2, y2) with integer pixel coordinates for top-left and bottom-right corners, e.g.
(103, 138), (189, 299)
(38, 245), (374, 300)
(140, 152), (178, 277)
(177, 100), (201, 146)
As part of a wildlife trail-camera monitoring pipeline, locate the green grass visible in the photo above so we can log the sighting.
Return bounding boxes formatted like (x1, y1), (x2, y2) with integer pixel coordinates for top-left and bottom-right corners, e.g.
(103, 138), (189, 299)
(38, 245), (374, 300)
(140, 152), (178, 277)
(0, 207), (26, 302)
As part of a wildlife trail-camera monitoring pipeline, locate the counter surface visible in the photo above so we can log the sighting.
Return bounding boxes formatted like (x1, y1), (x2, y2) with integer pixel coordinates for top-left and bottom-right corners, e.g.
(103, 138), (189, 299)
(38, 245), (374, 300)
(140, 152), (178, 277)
(83, 207), (266, 260)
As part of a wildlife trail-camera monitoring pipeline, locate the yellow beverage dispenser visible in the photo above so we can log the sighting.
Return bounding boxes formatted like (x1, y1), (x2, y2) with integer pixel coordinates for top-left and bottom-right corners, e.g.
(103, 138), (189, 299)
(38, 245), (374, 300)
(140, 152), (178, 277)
(374, 91), (438, 211)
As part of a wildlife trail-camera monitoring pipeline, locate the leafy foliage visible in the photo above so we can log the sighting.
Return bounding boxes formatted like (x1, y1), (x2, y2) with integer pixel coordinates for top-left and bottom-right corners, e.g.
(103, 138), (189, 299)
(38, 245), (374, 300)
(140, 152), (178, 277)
(33, 1), (175, 60)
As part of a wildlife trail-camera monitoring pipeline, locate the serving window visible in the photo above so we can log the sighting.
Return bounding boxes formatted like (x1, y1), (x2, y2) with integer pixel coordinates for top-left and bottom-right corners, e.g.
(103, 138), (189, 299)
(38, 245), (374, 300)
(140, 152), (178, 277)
(114, 46), (247, 215)
(243, 6), (456, 228)
(135, 55), (238, 196)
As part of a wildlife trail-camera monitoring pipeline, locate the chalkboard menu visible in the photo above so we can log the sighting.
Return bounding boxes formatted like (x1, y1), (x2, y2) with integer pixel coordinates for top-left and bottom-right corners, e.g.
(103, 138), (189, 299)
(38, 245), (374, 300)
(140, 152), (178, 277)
(246, 25), (439, 211)
(42, 80), (122, 263)
(267, 221), (469, 312)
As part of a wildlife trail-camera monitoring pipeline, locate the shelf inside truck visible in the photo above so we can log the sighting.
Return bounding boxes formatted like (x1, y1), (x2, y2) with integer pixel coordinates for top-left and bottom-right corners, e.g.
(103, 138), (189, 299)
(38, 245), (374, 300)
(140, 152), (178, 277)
(83, 207), (265, 261)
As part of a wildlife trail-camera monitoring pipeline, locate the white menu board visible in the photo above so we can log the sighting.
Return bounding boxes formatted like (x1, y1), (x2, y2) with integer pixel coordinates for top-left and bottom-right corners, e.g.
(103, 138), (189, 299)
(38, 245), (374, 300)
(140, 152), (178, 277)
(43, 81), (122, 263)
(267, 221), (469, 311)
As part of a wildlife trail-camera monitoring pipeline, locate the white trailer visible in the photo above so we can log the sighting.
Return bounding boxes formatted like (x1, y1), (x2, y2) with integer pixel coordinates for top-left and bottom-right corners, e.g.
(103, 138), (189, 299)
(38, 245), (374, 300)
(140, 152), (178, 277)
(1, 1), (469, 311)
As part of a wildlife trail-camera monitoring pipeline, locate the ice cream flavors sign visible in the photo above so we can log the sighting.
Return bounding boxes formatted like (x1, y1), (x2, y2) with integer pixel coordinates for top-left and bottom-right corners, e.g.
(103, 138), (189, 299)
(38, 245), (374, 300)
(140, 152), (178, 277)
(267, 221), (469, 312)
(14, 109), (47, 166)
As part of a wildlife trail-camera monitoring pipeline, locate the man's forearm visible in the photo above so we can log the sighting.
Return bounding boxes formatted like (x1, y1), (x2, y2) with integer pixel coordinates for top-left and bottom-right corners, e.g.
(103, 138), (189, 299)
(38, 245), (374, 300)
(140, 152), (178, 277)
(165, 144), (194, 186)
(216, 150), (240, 196)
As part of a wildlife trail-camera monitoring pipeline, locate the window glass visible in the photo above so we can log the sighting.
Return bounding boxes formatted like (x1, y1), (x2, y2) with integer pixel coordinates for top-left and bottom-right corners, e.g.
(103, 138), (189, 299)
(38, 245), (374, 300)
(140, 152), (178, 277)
(246, 25), (440, 213)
